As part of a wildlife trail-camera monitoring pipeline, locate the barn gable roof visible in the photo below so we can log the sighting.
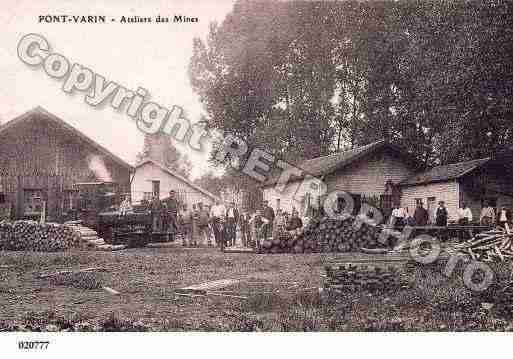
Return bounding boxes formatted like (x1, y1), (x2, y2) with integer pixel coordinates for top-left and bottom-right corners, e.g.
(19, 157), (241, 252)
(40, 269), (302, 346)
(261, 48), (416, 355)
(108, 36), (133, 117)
(136, 159), (221, 202)
(262, 140), (419, 187)
(400, 157), (491, 187)
(0, 106), (133, 170)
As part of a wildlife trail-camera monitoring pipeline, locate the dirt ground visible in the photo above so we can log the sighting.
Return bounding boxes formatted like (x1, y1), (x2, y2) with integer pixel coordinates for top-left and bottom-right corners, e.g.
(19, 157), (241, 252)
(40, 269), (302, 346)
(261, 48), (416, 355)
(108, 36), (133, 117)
(1, 246), (513, 331)
(0, 246), (326, 329)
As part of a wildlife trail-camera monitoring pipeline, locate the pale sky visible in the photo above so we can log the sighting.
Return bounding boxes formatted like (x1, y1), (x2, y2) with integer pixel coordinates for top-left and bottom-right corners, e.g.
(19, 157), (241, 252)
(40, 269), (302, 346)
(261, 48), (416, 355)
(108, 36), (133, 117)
(0, 0), (235, 178)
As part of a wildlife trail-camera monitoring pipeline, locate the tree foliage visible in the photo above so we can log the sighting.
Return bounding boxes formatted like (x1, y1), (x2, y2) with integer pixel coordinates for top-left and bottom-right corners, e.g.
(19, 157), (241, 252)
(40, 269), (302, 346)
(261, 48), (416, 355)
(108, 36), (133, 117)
(136, 133), (193, 179)
(189, 0), (513, 172)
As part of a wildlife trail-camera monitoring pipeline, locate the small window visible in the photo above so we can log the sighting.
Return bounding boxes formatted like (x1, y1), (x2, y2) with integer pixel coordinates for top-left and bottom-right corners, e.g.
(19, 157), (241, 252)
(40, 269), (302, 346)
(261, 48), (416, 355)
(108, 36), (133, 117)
(143, 192), (153, 201)
(427, 197), (436, 209)
(415, 198), (423, 206)
(63, 190), (78, 212)
(482, 197), (497, 208)
(152, 181), (160, 198)
(276, 198), (281, 211)
(353, 193), (362, 215)
(24, 189), (44, 215)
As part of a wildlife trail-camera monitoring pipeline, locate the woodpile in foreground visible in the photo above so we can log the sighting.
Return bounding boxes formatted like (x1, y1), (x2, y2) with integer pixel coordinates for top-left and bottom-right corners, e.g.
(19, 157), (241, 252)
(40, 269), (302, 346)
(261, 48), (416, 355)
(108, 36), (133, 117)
(0, 221), (81, 252)
(323, 259), (408, 292)
(453, 227), (513, 262)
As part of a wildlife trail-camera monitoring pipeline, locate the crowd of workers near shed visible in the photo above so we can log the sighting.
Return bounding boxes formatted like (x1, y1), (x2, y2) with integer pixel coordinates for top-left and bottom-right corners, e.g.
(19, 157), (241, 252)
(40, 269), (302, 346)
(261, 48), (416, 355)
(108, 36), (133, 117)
(390, 200), (512, 229)
(120, 190), (512, 248)
(124, 190), (303, 249)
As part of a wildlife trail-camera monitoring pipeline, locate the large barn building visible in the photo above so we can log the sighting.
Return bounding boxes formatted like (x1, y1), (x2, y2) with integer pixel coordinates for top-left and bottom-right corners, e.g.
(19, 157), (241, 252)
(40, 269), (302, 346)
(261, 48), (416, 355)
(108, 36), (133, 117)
(0, 107), (133, 221)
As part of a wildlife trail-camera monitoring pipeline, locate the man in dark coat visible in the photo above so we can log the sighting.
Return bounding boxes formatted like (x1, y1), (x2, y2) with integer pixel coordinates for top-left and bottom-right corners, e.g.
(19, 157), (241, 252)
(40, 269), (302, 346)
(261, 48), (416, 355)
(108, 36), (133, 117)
(262, 200), (275, 239)
(163, 190), (179, 239)
(413, 201), (429, 226)
(150, 195), (164, 232)
(435, 201), (448, 226)
(225, 202), (239, 247)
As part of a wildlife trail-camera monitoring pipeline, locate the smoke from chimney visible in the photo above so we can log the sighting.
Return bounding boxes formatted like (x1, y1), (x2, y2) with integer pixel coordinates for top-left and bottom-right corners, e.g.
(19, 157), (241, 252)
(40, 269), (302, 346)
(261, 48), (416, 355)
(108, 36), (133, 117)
(88, 155), (112, 182)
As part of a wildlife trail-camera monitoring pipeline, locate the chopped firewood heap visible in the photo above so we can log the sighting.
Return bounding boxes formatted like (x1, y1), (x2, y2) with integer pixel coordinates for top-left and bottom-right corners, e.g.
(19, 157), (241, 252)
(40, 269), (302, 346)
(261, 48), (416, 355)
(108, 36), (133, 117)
(453, 227), (513, 262)
(259, 215), (390, 254)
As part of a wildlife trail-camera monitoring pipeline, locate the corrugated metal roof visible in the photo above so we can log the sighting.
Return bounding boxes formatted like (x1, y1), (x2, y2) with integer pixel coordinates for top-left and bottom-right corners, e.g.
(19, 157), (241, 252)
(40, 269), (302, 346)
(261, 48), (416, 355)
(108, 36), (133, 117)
(400, 157), (491, 186)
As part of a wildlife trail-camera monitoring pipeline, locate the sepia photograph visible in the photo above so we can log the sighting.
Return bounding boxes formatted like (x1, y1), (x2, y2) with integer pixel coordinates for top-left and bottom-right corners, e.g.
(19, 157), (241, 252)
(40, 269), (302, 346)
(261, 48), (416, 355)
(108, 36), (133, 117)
(0, 0), (512, 356)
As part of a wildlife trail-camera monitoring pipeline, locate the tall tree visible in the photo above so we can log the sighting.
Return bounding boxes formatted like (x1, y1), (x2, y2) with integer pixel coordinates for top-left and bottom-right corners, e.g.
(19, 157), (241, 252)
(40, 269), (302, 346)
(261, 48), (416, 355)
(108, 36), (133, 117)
(189, 0), (513, 174)
(136, 133), (192, 179)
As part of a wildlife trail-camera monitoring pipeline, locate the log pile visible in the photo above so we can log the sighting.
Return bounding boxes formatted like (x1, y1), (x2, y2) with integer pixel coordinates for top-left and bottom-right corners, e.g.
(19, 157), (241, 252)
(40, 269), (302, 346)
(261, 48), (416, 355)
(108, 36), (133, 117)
(323, 261), (405, 292)
(258, 215), (389, 254)
(494, 282), (513, 318)
(259, 231), (299, 254)
(300, 215), (388, 253)
(0, 221), (82, 252)
(453, 227), (513, 262)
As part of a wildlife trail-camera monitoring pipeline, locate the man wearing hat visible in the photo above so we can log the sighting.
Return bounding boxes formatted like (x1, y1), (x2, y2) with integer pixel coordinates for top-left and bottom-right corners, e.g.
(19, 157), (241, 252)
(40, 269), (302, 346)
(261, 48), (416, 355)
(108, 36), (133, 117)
(262, 200), (275, 239)
(435, 201), (448, 227)
(163, 190), (179, 241)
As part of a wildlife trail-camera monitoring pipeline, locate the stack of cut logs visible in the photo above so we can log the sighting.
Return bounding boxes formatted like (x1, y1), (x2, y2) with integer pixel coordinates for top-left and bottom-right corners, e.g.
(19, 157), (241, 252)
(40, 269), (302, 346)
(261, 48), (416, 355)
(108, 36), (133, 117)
(301, 216), (388, 253)
(323, 262), (404, 292)
(260, 215), (388, 254)
(453, 227), (513, 262)
(260, 231), (299, 254)
(0, 221), (81, 252)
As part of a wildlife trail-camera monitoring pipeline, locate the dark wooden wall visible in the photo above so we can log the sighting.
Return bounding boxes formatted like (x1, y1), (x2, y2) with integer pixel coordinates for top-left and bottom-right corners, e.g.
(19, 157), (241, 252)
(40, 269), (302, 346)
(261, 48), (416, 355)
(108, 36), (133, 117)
(0, 115), (131, 220)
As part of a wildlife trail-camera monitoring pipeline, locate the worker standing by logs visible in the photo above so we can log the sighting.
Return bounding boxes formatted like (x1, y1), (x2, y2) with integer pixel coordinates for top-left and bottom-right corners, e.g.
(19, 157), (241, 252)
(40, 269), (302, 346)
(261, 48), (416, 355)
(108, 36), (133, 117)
(197, 202), (212, 247)
(210, 199), (226, 248)
(413, 201), (429, 226)
(240, 210), (252, 247)
(180, 204), (193, 247)
(150, 195), (164, 233)
(498, 206), (509, 229)
(391, 205), (405, 229)
(190, 203), (199, 247)
(225, 202), (239, 247)
(250, 210), (265, 251)
(163, 190), (179, 241)
(458, 202), (473, 225)
(480, 201), (495, 226)
(435, 201), (448, 227)
(262, 200), (275, 240)
(286, 209), (303, 236)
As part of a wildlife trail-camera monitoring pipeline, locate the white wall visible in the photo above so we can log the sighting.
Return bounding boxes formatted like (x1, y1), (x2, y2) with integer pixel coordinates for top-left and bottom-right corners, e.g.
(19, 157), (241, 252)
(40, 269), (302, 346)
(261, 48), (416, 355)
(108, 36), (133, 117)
(324, 152), (414, 196)
(131, 162), (215, 207)
(262, 152), (415, 215)
(400, 181), (460, 222)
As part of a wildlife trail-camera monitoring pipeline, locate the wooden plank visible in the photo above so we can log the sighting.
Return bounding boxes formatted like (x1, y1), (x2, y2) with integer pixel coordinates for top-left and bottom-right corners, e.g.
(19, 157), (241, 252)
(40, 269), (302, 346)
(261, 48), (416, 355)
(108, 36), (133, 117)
(206, 291), (248, 300)
(176, 278), (240, 295)
(223, 247), (255, 254)
(38, 267), (106, 279)
(102, 286), (120, 295)
(147, 242), (177, 248)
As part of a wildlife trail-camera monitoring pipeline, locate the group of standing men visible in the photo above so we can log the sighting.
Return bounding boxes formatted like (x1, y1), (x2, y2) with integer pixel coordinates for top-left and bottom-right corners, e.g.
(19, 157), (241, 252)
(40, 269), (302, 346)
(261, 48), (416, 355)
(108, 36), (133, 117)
(147, 193), (307, 248)
(148, 190), (180, 240)
(390, 201), (449, 228)
(206, 199), (278, 249)
(391, 200), (512, 228)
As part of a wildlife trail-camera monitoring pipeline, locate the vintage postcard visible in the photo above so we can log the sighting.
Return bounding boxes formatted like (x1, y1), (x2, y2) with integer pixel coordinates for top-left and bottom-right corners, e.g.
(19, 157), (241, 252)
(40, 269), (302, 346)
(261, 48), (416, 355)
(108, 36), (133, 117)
(0, 0), (512, 357)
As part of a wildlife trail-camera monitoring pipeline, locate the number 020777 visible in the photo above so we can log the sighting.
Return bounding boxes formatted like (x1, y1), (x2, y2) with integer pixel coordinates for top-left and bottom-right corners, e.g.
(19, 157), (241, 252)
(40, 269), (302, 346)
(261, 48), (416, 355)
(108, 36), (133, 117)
(18, 341), (50, 350)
